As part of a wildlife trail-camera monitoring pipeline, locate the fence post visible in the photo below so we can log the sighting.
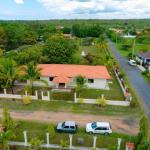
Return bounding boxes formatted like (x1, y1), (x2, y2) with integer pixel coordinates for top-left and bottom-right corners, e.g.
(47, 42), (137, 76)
(48, 91), (50, 101)
(35, 91), (38, 100)
(4, 89), (7, 95)
(69, 134), (73, 149)
(93, 136), (97, 149)
(23, 131), (28, 146)
(46, 133), (50, 147)
(74, 92), (77, 103)
(25, 91), (28, 96)
(117, 138), (122, 150)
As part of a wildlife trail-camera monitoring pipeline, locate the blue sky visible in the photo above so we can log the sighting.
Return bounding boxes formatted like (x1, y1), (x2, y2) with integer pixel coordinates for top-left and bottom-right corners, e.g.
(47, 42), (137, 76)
(0, 0), (150, 20)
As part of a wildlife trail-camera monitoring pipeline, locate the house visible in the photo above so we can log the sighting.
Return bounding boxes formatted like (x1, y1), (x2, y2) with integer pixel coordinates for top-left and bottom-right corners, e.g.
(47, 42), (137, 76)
(63, 34), (72, 39)
(122, 33), (136, 38)
(136, 51), (150, 70)
(35, 64), (111, 90)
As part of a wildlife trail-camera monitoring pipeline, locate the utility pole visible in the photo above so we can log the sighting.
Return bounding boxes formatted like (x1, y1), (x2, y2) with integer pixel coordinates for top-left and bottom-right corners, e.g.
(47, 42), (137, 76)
(132, 39), (136, 59)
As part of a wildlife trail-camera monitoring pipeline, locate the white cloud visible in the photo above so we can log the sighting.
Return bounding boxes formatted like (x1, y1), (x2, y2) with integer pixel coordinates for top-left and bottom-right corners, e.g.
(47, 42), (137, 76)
(14, 0), (24, 4)
(38, 0), (150, 19)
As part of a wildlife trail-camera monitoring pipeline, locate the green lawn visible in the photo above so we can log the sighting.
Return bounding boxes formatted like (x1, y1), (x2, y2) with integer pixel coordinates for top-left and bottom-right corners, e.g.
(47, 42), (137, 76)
(11, 120), (136, 150)
(0, 99), (141, 117)
(115, 43), (150, 57)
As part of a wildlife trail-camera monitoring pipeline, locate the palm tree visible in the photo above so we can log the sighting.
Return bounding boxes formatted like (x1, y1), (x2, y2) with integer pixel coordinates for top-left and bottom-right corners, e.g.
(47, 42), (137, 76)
(29, 137), (43, 150)
(0, 58), (21, 94)
(23, 62), (48, 94)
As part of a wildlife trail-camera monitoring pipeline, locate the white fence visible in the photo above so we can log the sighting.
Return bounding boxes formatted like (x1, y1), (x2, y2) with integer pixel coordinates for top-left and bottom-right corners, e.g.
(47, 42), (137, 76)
(74, 93), (130, 107)
(0, 89), (130, 106)
(8, 131), (123, 150)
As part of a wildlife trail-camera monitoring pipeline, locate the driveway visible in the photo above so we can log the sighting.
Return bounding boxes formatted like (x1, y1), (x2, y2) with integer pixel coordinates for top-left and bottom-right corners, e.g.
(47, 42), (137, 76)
(0, 109), (138, 135)
(108, 40), (150, 118)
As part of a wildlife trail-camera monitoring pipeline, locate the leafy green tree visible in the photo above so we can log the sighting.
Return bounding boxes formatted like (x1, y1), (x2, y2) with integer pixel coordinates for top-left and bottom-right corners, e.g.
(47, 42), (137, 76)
(136, 116), (149, 149)
(47, 124), (56, 138)
(2, 107), (15, 131)
(29, 137), (43, 150)
(15, 45), (48, 65)
(23, 62), (48, 94)
(96, 95), (107, 107)
(23, 30), (38, 45)
(76, 75), (87, 97)
(0, 26), (8, 49)
(44, 35), (77, 64)
(0, 48), (4, 57)
(0, 130), (15, 150)
(0, 58), (21, 93)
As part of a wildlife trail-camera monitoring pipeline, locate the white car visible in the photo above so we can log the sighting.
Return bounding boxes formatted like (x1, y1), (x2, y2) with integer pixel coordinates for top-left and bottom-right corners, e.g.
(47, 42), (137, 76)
(86, 122), (112, 135)
(128, 60), (136, 66)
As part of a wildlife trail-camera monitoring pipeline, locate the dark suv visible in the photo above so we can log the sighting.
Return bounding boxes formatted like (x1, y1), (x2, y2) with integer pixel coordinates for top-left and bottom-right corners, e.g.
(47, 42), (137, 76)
(56, 121), (77, 133)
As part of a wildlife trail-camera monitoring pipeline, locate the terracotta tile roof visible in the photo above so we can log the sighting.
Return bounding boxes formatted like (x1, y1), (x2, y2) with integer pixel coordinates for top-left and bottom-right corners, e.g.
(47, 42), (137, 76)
(38, 64), (111, 79)
(53, 75), (71, 83)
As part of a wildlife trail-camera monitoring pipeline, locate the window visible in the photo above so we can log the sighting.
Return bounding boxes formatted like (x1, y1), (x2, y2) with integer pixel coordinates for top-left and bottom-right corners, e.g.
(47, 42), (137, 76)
(88, 79), (94, 83)
(49, 77), (54, 81)
(64, 126), (69, 129)
(70, 126), (75, 129)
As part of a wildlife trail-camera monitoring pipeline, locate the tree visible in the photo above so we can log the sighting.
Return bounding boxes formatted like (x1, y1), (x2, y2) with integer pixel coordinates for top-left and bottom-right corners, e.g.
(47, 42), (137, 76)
(76, 75), (87, 97)
(23, 62), (48, 94)
(15, 45), (48, 65)
(44, 35), (77, 64)
(0, 58), (21, 93)
(2, 107), (15, 131)
(23, 30), (38, 45)
(0, 26), (8, 49)
(0, 48), (4, 57)
(29, 137), (43, 150)
(136, 116), (149, 149)
(47, 124), (56, 139)
(0, 130), (15, 150)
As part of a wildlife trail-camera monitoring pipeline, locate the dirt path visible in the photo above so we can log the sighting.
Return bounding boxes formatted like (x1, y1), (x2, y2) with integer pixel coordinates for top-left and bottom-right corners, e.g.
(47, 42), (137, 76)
(0, 109), (139, 135)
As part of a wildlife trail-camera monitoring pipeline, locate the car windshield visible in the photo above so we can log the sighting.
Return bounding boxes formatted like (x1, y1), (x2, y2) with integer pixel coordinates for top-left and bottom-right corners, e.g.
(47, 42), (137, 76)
(91, 122), (97, 129)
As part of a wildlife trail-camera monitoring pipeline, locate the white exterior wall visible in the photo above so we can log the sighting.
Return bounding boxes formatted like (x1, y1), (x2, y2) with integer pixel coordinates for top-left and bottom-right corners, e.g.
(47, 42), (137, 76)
(86, 78), (108, 89)
(34, 76), (109, 90)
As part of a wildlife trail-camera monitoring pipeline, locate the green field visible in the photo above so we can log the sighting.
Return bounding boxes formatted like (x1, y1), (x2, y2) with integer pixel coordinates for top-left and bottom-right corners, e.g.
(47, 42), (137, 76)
(0, 99), (141, 117)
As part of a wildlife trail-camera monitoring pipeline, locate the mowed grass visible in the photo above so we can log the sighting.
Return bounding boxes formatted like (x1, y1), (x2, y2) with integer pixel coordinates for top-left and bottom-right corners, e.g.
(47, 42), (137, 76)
(116, 43), (150, 57)
(0, 99), (140, 117)
(10, 120), (136, 150)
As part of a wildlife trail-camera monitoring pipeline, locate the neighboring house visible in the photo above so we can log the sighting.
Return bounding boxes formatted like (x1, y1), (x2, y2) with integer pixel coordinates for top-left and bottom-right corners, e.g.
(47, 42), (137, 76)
(136, 51), (150, 70)
(35, 64), (111, 90)
(126, 142), (134, 150)
(63, 34), (72, 39)
(109, 28), (124, 34)
(122, 33), (136, 38)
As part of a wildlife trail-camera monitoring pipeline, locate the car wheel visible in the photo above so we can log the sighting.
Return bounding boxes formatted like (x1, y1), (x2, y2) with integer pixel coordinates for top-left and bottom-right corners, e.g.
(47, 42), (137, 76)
(104, 132), (109, 135)
(89, 131), (93, 134)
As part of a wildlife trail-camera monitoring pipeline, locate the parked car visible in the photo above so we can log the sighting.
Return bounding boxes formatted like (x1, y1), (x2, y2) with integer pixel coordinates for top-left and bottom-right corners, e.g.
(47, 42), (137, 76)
(128, 59), (136, 66)
(86, 122), (112, 135)
(56, 121), (77, 133)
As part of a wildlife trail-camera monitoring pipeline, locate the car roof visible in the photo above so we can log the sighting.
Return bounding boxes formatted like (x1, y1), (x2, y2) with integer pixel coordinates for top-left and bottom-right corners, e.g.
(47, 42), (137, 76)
(96, 122), (110, 127)
(130, 60), (136, 62)
(65, 121), (76, 126)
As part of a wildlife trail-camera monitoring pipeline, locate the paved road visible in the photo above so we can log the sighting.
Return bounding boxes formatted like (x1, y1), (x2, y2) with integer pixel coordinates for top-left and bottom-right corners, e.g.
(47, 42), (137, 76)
(108, 40), (150, 118)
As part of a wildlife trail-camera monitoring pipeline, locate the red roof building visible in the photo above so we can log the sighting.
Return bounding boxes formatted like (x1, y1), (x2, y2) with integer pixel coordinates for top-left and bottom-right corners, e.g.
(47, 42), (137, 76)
(37, 64), (111, 89)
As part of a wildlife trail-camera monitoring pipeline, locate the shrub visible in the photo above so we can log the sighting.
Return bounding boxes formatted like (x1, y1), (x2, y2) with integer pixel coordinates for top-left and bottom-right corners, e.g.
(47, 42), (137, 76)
(22, 96), (31, 105)
(96, 96), (107, 107)
(78, 98), (84, 103)
(60, 139), (69, 150)
(47, 124), (56, 138)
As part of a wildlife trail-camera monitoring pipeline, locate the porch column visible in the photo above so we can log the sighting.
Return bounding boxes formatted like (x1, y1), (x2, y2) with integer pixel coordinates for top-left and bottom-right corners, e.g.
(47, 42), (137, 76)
(93, 136), (97, 149)
(23, 131), (28, 146)
(48, 91), (50, 101)
(35, 91), (38, 99)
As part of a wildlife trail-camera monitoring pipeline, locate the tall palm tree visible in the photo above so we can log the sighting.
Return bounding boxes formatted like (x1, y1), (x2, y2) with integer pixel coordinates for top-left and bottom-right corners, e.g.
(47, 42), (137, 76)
(0, 58), (21, 94)
(23, 62), (48, 94)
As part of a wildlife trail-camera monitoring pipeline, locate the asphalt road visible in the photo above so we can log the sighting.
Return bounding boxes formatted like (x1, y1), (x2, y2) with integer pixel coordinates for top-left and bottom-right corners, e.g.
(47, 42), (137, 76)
(108, 40), (150, 118)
